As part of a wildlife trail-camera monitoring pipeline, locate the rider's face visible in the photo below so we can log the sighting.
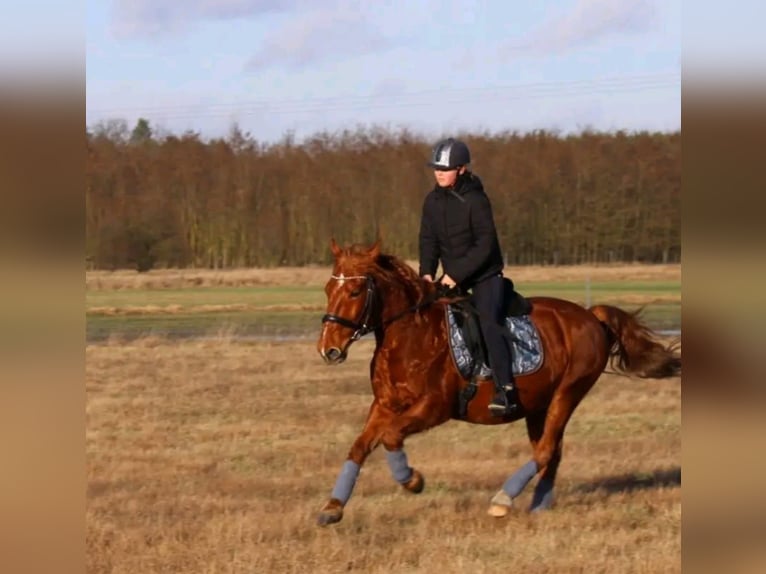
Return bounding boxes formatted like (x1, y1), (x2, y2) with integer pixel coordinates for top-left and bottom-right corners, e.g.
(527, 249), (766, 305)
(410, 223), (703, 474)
(433, 166), (465, 187)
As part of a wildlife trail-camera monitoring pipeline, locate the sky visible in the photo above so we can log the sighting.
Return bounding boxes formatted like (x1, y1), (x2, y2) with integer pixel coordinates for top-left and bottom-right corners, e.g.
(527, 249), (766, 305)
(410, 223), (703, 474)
(85, 0), (683, 142)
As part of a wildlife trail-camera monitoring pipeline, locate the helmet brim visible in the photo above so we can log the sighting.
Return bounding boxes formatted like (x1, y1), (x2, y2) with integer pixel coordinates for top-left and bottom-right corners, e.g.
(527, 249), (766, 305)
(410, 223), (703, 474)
(426, 161), (462, 171)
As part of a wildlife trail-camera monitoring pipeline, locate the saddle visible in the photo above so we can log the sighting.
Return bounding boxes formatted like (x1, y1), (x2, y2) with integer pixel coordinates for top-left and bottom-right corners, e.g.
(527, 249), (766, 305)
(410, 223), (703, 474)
(446, 277), (543, 381)
(503, 277), (533, 317)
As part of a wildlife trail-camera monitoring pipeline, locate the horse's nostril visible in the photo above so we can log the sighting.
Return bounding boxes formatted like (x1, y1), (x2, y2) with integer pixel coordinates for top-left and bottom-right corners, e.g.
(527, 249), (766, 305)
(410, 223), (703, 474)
(326, 347), (342, 362)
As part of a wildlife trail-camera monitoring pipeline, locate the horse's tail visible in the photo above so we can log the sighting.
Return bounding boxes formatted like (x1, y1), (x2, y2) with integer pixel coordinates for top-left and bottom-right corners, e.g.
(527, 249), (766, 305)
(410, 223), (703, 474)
(589, 304), (681, 379)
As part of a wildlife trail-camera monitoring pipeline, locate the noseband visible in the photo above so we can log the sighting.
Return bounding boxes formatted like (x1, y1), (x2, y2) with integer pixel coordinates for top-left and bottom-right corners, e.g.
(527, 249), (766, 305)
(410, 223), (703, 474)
(321, 274), (378, 342)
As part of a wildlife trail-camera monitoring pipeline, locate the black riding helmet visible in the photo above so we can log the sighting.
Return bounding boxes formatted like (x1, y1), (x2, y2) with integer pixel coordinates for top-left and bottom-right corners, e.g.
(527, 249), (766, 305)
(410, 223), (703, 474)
(427, 137), (471, 171)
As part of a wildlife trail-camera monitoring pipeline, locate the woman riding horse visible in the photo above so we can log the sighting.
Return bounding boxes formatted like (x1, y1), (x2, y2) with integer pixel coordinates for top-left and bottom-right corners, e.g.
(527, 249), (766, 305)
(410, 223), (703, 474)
(419, 137), (518, 417)
(317, 240), (680, 525)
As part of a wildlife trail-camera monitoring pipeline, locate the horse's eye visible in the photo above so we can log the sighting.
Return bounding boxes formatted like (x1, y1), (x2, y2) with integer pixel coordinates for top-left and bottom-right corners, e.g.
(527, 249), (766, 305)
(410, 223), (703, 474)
(350, 289), (362, 298)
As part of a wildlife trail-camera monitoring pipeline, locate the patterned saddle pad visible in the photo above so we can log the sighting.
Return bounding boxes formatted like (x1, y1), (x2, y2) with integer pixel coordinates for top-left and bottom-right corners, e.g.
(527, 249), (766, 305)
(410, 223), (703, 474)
(446, 305), (544, 379)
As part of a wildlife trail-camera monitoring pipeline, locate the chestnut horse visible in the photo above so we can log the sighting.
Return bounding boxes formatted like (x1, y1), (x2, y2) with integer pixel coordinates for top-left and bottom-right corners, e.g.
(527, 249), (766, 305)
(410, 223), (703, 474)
(316, 240), (680, 525)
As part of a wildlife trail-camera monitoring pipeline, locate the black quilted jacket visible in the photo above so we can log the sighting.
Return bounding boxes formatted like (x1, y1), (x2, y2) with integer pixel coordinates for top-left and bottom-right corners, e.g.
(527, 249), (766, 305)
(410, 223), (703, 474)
(418, 172), (504, 287)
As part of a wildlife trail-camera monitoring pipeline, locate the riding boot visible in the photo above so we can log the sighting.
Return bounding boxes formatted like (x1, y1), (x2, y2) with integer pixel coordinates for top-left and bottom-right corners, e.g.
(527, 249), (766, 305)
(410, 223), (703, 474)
(472, 274), (521, 417)
(488, 340), (520, 417)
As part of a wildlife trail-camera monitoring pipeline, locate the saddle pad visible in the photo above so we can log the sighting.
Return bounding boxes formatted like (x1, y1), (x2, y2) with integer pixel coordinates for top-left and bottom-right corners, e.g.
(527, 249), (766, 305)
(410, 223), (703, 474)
(446, 306), (544, 379)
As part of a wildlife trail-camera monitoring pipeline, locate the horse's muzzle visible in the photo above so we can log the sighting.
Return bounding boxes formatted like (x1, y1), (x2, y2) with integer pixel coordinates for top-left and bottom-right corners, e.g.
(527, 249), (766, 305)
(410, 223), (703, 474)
(321, 347), (347, 364)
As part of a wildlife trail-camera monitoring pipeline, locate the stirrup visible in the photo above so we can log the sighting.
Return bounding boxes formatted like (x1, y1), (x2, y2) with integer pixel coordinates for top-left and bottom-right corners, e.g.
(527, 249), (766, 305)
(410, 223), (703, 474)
(488, 385), (517, 416)
(489, 402), (519, 416)
(488, 394), (509, 411)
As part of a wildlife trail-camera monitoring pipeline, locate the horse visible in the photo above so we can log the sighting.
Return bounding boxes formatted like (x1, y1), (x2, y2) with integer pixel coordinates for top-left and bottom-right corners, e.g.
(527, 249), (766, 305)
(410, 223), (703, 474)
(315, 240), (680, 525)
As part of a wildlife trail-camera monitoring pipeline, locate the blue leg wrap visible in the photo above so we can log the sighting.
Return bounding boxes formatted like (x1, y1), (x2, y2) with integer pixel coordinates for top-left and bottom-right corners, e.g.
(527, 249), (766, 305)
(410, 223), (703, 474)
(530, 477), (555, 512)
(330, 460), (361, 504)
(502, 460), (539, 498)
(385, 449), (413, 484)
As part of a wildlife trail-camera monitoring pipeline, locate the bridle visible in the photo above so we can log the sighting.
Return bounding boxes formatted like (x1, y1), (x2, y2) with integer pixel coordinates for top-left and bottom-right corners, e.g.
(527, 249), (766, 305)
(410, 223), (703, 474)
(321, 272), (462, 343)
(321, 274), (378, 342)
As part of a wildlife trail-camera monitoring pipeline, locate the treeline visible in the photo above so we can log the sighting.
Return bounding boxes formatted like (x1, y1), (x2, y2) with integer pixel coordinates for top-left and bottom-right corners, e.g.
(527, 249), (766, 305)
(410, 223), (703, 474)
(86, 120), (680, 270)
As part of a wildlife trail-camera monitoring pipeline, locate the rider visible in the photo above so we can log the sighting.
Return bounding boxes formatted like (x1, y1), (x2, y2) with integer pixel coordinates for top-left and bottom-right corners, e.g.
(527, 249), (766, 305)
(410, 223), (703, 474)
(418, 137), (520, 417)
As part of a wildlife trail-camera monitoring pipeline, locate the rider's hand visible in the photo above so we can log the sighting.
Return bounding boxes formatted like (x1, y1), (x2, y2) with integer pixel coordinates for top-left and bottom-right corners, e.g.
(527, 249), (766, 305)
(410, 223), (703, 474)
(440, 274), (456, 288)
(422, 274), (434, 282)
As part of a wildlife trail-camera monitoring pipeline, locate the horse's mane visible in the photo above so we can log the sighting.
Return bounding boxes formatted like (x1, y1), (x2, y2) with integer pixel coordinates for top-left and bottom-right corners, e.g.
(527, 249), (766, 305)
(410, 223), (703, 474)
(344, 244), (429, 306)
(375, 253), (424, 299)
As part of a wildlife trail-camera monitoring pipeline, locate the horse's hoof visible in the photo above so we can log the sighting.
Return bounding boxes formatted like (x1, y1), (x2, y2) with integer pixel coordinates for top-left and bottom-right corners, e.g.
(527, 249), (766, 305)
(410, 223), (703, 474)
(488, 490), (512, 518)
(402, 469), (425, 494)
(317, 499), (344, 526)
(317, 510), (343, 526)
(529, 479), (555, 512)
(529, 497), (554, 513)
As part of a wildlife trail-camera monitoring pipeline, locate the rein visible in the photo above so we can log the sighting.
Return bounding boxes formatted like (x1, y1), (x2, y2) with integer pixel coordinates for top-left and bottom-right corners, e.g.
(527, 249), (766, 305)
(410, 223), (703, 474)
(321, 274), (461, 340)
(377, 287), (444, 329)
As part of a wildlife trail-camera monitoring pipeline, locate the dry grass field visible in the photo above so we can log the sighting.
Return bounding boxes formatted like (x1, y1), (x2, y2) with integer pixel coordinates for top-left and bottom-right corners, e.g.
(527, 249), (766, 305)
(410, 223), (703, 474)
(86, 336), (681, 574)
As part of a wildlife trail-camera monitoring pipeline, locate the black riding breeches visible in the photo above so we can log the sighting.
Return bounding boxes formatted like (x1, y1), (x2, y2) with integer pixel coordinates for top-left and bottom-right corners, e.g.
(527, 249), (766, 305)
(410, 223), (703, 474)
(471, 274), (514, 387)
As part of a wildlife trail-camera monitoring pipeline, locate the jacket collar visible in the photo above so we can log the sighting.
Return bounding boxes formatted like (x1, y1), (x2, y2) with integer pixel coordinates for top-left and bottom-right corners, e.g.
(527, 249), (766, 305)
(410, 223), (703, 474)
(434, 171), (481, 197)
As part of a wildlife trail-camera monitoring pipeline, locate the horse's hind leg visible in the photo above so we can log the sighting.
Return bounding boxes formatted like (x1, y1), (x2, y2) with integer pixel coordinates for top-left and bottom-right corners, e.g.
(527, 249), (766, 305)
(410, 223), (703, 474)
(490, 375), (593, 517)
(513, 409), (560, 512)
(530, 440), (561, 512)
(488, 410), (546, 517)
(527, 375), (597, 510)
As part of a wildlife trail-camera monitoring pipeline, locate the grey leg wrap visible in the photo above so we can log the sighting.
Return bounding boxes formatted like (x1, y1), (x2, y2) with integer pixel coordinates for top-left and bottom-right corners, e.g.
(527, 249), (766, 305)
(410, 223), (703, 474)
(502, 460), (539, 498)
(330, 460), (361, 504)
(530, 477), (555, 512)
(385, 449), (413, 484)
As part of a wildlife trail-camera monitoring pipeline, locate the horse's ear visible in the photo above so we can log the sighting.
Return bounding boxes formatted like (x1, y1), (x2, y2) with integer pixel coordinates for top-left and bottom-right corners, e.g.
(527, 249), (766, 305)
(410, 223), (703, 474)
(330, 238), (342, 257)
(368, 238), (381, 259)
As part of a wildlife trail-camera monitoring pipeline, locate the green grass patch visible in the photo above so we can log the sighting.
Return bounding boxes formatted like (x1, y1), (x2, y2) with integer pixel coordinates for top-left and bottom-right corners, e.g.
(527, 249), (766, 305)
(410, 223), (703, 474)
(86, 280), (680, 341)
(87, 281), (679, 310)
(87, 310), (322, 342)
(514, 280), (681, 300)
(87, 285), (325, 309)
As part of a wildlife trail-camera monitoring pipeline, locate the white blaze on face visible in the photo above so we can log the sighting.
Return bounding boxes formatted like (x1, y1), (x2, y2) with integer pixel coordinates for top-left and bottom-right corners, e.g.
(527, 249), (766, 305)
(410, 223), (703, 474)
(321, 272), (367, 353)
(321, 273), (345, 351)
(320, 319), (329, 349)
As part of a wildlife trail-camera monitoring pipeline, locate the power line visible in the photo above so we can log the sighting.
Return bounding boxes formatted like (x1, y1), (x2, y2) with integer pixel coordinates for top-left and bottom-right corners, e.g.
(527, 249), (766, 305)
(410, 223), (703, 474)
(88, 73), (679, 115)
(86, 73), (680, 122)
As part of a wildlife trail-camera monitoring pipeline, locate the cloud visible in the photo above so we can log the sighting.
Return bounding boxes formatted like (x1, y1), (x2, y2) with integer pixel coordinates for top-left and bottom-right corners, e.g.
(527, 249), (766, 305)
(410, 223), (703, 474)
(246, 9), (393, 70)
(110, 0), (394, 67)
(504, 0), (659, 56)
(110, 0), (307, 38)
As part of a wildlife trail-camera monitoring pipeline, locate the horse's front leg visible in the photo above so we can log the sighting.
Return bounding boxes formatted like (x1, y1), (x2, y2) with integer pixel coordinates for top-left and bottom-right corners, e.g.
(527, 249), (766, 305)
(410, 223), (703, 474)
(380, 394), (452, 496)
(317, 394), (449, 526)
(384, 448), (425, 494)
(317, 401), (391, 526)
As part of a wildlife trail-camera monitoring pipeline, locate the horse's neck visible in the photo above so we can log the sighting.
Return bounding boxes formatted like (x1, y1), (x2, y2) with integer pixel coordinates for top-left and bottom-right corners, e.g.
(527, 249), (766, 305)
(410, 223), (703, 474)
(378, 279), (425, 324)
(376, 281), (441, 345)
